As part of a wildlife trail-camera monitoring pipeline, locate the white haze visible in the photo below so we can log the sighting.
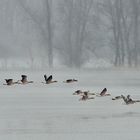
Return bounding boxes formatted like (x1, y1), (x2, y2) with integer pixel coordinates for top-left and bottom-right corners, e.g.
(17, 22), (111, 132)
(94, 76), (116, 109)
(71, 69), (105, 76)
(0, 69), (140, 140)
(0, 0), (140, 139)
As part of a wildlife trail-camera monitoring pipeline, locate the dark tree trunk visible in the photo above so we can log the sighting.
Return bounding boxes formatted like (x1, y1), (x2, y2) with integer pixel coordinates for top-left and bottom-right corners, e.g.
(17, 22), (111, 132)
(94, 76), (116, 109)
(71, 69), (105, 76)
(46, 0), (53, 68)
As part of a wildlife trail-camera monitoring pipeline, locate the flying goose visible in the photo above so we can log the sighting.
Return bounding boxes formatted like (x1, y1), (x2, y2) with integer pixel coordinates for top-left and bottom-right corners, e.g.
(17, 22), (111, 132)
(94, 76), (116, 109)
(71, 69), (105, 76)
(73, 90), (95, 95)
(63, 79), (78, 83)
(73, 90), (83, 95)
(4, 79), (18, 85)
(121, 95), (140, 105)
(96, 88), (111, 97)
(112, 96), (122, 100)
(79, 92), (94, 101)
(18, 75), (33, 84)
(43, 75), (57, 84)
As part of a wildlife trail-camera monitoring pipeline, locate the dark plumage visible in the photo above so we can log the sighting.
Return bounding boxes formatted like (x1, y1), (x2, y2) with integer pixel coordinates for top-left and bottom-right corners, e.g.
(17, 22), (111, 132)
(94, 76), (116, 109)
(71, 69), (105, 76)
(5, 79), (13, 85)
(18, 75), (33, 84)
(100, 88), (107, 96)
(112, 96), (122, 100)
(96, 88), (110, 97)
(4, 79), (18, 85)
(64, 79), (78, 83)
(73, 90), (83, 95)
(21, 75), (27, 83)
(44, 75), (57, 84)
(121, 95), (140, 105)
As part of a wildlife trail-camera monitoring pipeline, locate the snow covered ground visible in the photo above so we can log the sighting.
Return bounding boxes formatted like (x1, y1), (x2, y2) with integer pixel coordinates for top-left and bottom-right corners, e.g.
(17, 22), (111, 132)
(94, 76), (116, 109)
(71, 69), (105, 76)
(0, 69), (140, 140)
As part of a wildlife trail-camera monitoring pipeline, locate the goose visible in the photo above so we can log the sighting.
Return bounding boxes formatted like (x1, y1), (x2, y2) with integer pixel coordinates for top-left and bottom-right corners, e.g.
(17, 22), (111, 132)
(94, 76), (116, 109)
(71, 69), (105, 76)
(121, 95), (134, 104)
(73, 90), (83, 95)
(43, 75), (57, 84)
(127, 95), (140, 103)
(63, 79), (78, 83)
(79, 92), (94, 101)
(96, 88), (111, 97)
(112, 96), (122, 100)
(4, 79), (18, 85)
(18, 75), (33, 84)
(121, 95), (140, 105)
(73, 90), (95, 95)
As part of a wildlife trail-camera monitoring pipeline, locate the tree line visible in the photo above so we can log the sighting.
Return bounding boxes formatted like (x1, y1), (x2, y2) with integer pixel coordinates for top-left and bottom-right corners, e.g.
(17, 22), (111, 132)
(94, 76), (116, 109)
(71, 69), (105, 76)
(0, 0), (140, 69)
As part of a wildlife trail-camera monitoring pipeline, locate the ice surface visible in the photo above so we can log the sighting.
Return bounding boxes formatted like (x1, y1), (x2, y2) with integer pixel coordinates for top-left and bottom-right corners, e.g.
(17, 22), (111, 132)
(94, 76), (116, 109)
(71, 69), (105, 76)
(0, 69), (140, 140)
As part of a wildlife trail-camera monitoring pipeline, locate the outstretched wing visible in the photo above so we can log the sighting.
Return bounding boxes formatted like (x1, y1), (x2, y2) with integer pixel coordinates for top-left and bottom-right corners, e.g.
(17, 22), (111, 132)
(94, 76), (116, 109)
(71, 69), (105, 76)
(73, 79), (78, 82)
(46, 75), (52, 83)
(21, 75), (27, 82)
(5, 79), (13, 85)
(100, 88), (107, 96)
(66, 79), (72, 83)
(44, 75), (47, 82)
(21, 75), (27, 78)
(5, 79), (9, 83)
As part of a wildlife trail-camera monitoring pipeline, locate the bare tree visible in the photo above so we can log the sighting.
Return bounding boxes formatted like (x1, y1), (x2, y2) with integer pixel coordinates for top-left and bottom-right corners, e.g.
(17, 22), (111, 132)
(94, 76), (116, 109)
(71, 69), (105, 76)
(18, 0), (54, 68)
(59, 0), (93, 68)
(45, 0), (53, 68)
(131, 0), (140, 67)
(120, 0), (133, 66)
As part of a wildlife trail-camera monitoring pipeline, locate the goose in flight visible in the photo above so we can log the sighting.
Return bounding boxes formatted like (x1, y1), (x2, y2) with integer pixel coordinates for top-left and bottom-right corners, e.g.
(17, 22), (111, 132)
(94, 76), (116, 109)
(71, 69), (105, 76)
(73, 90), (95, 95)
(112, 95), (122, 100)
(18, 75), (33, 84)
(63, 79), (78, 83)
(121, 95), (140, 105)
(96, 88), (111, 97)
(73, 90), (83, 95)
(112, 96), (122, 100)
(43, 75), (57, 84)
(79, 92), (94, 101)
(4, 79), (18, 85)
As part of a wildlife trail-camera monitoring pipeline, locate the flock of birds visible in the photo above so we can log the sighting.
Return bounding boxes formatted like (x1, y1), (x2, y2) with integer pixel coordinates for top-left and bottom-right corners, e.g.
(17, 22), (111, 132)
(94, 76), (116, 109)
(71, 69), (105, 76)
(4, 74), (77, 85)
(73, 88), (140, 105)
(3, 74), (140, 105)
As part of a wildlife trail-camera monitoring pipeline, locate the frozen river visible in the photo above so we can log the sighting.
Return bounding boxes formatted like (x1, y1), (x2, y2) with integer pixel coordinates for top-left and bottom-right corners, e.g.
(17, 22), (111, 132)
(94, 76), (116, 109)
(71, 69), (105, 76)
(0, 69), (140, 140)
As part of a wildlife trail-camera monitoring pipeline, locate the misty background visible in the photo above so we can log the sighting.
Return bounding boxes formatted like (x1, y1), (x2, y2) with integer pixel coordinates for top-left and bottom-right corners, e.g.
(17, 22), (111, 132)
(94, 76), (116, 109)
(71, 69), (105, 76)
(0, 0), (140, 70)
